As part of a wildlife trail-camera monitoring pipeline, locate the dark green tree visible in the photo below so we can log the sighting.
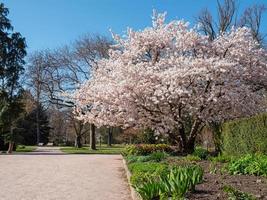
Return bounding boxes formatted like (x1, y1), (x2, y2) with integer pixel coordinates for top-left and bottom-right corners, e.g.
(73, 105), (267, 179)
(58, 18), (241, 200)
(0, 3), (27, 153)
(16, 103), (50, 145)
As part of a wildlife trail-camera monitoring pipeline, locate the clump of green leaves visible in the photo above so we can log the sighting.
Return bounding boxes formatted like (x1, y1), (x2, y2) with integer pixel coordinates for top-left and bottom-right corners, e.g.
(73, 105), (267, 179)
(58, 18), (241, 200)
(193, 147), (209, 160)
(149, 152), (169, 162)
(223, 185), (257, 200)
(129, 162), (169, 186)
(126, 155), (151, 164)
(209, 154), (233, 163)
(227, 154), (267, 176)
(183, 155), (201, 162)
(126, 152), (169, 164)
(135, 180), (165, 200)
(134, 165), (204, 200)
(123, 144), (172, 156)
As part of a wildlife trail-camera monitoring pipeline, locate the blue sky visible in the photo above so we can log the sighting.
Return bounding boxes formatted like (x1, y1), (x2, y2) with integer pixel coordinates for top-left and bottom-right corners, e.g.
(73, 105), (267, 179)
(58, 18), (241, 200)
(2, 0), (267, 53)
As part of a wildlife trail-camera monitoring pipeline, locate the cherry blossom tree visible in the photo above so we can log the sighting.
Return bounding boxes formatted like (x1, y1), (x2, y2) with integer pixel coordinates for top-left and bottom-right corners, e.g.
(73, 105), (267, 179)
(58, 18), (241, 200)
(74, 11), (267, 153)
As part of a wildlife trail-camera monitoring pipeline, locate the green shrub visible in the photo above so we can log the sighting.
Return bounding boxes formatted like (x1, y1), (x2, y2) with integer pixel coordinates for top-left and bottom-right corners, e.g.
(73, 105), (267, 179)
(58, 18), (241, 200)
(227, 154), (267, 176)
(17, 145), (25, 149)
(126, 155), (151, 164)
(209, 154), (233, 163)
(129, 162), (169, 186)
(183, 155), (201, 161)
(222, 113), (267, 156)
(149, 152), (168, 162)
(123, 144), (172, 156)
(223, 185), (257, 200)
(193, 147), (209, 160)
(129, 162), (168, 175)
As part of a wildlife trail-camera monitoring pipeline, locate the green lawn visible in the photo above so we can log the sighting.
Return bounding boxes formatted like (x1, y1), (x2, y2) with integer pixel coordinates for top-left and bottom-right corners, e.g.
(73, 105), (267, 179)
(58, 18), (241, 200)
(60, 145), (125, 154)
(16, 145), (37, 152)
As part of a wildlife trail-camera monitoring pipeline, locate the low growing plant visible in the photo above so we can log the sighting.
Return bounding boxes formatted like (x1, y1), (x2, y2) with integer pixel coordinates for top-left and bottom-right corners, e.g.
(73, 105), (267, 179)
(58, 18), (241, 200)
(183, 155), (201, 162)
(209, 154), (233, 163)
(123, 144), (172, 156)
(193, 147), (209, 160)
(149, 152), (169, 162)
(135, 180), (165, 200)
(134, 164), (204, 200)
(227, 154), (267, 176)
(223, 185), (257, 200)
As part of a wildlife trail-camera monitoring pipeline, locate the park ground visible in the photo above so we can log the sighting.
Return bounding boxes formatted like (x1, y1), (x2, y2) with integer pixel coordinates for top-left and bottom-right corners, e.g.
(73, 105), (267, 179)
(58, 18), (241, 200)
(0, 146), (131, 200)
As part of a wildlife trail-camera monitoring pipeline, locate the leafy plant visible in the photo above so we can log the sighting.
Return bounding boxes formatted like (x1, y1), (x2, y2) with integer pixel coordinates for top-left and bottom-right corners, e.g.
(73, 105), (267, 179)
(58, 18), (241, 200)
(123, 144), (172, 156)
(135, 180), (165, 200)
(223, 185), (257, 200)
(193, 147), (209, 160)
(183, 155), (201, 161)
(227, 154), (267, 176)
(129, 162), (169, 186)
(209, 154), (233, 163)
(149, 152), (169, 162)
(209, 162), (218, 174)
(134, 164), (204, 200)
(126, 155), (151, 164)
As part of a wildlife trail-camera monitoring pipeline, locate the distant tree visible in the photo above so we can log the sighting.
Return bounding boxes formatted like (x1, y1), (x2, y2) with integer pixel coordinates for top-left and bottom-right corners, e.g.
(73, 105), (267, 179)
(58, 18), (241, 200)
(0, 3), (27, 153)
(29, 35), (111, 149)
(26, 52), (50, 145)
(0, 90), (24, 152)
(16, 102), (50, 145)
(197, 0), (266, 46)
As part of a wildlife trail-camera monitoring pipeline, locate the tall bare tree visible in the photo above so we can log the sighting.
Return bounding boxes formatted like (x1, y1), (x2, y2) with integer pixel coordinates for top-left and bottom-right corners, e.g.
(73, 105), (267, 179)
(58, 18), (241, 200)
(26, 52), (50, 145)
(31, 35), (112, 149)
(239, 4), (267, 45)
(197, 0), (266, 46)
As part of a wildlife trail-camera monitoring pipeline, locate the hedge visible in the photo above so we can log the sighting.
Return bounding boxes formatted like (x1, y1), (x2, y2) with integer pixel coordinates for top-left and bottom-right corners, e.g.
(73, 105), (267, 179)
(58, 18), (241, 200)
(222, 113), (267, 156)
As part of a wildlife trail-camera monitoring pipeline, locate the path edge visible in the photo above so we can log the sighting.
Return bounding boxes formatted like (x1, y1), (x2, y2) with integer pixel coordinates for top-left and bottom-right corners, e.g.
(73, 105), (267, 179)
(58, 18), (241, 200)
(122, 158), (141, 200)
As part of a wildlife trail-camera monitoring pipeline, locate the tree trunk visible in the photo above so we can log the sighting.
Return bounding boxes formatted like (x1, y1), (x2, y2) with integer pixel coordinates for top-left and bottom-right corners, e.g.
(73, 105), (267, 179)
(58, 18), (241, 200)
(107, 127), (112, 147)
(7, 126), (14, 154)
(75, 135), (82, 148)
(7, 141), (14, 154)
(210, 122), (223, 155)
(36, 103), (40, 145)
(174, 120), (203, 154)
(183, 136), (196, 154)
(90, 124), (96, 150)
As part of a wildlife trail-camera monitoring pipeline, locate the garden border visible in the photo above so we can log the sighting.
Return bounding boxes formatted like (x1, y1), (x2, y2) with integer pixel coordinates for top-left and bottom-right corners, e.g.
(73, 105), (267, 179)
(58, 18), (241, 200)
(122, 158), (141, 200)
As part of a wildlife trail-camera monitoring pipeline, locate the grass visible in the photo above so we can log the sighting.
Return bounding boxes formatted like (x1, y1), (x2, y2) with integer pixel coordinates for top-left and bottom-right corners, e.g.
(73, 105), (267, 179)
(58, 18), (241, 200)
(16, 145), (37, 152)
(60, 144), (125, 154)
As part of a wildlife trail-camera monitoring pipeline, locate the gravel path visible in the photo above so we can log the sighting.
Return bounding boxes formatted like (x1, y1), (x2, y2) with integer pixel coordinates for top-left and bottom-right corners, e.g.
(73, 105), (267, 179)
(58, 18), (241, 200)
(0, 149), (131, 200)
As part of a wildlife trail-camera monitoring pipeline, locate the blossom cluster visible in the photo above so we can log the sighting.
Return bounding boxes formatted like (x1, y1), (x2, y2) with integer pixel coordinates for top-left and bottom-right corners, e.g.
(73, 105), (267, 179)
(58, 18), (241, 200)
(73, 11), (267, 135)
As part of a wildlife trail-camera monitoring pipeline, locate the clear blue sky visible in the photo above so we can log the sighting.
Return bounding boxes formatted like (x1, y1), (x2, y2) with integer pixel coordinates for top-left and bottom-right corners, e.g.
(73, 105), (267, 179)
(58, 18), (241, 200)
(2, 0), (267, 53)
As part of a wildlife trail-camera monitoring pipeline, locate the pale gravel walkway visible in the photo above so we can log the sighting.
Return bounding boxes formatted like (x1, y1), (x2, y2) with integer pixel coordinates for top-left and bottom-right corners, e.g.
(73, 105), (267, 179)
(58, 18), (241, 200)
(0, 150), (131, 200)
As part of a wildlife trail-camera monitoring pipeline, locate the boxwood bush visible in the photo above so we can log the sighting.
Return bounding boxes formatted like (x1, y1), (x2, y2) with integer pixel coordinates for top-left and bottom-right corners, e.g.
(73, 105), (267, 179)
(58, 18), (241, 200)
(222, 113), (267, 156)
(123, 144), (172, 156)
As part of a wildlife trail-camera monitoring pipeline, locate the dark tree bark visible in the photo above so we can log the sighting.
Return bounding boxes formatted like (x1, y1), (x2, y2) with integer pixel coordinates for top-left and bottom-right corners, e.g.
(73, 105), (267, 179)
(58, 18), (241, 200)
(75, 135), (82, 148)
(171, 120), (204, 154)
(90, 123), (96, 150)
(209, 122), (223, 155)
(107, 127), (113, 146)
(36, 102), (40, 145)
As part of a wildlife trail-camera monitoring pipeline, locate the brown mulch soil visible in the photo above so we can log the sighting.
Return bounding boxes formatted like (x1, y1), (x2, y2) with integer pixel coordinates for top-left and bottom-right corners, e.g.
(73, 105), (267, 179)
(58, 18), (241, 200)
(167, 158), (267, 200)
